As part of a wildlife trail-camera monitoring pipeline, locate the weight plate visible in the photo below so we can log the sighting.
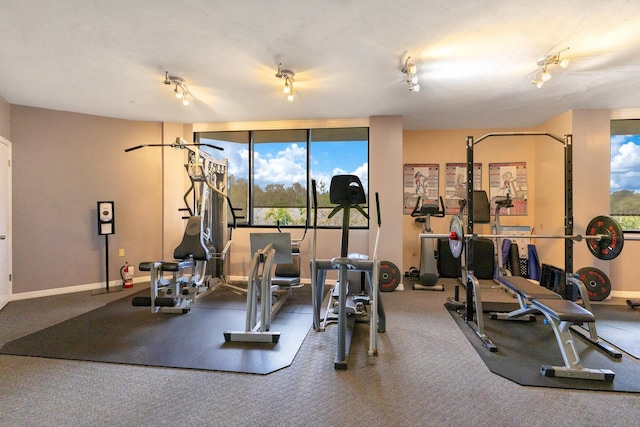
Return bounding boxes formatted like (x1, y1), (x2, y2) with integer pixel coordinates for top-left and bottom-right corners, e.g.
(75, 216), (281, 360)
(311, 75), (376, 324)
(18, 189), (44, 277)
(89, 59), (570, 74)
(449, 215), (464, 259)
(585, 215), (624, 260)
(379, 261), (401, 292)
(576, 266), (611, 301)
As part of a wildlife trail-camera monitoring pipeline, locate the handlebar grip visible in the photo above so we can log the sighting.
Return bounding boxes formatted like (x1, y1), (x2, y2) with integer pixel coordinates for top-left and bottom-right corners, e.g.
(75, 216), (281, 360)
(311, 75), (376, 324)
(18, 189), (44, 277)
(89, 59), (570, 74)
(311, 180), (318, 224)
(124, 145), (145, 152)
(375, 192), (381, 227)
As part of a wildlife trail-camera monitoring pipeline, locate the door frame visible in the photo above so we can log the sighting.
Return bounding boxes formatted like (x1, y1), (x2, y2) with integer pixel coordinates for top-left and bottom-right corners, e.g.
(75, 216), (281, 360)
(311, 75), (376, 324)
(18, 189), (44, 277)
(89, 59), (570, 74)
(0, 134), (12, 310)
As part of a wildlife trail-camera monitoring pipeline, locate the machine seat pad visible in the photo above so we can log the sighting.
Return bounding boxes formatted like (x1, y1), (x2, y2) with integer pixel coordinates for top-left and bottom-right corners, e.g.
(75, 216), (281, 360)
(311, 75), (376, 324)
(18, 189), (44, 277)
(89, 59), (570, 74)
(531, 298), (595, 323)
(173, 216), (209, 261)
(497, 275), (561, 300)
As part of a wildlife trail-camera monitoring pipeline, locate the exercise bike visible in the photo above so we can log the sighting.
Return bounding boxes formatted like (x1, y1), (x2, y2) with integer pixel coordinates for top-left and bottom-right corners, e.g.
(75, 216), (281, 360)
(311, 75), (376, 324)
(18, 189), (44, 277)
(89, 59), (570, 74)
(408, 196), (445, 291)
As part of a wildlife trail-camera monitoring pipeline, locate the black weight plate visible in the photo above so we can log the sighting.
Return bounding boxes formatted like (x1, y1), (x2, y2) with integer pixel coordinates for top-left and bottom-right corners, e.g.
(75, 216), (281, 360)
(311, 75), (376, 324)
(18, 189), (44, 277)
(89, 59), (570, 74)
(449, 215), (464, 259)
(576, 266), (611, 301)
(379, 261), (401, 292)
(585, 215), (624, 260)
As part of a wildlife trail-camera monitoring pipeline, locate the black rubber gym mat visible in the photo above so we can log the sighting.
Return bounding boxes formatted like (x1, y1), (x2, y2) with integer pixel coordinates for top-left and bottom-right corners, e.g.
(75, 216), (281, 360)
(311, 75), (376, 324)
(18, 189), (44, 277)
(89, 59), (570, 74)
(0, 286), (313, 375)
(447, 305), (640, 392)
(577, 302), (640, 360)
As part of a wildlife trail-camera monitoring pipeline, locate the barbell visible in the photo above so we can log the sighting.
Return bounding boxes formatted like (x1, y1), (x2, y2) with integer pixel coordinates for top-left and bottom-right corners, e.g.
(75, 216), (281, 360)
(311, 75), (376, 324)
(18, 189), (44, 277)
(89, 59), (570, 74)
(419, 215), (625, 261)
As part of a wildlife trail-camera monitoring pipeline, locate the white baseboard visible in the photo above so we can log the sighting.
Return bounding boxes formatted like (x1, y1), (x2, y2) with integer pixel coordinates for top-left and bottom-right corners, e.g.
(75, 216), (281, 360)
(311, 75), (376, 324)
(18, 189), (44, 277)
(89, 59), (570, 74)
(9, 277), (148, 301)
(23, 276), (636, 301)
(610, 290), (640, 300)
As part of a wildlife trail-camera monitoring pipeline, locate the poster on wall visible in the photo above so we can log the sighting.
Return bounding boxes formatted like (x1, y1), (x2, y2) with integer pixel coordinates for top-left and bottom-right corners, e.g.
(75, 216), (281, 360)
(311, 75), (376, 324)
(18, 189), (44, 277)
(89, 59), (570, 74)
(444, 163), (482, 215)
(488, 162), (528, 215)
(403, 164), (439, 215)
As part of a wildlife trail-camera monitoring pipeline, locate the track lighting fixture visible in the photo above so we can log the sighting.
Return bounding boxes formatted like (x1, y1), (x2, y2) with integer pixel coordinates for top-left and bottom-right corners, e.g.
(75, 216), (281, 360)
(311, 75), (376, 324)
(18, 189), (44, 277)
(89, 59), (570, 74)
(275, 63), (295, 101)
(164, 71), (192, 105)
(530, 48), (570, 88)
(401, 56), (420, 92)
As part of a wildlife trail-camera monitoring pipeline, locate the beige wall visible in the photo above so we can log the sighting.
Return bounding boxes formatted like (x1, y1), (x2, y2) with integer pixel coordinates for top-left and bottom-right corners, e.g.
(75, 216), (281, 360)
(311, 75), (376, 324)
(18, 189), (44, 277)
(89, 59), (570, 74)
(10, 106), (165, 293)
(369, 116), (403, 269)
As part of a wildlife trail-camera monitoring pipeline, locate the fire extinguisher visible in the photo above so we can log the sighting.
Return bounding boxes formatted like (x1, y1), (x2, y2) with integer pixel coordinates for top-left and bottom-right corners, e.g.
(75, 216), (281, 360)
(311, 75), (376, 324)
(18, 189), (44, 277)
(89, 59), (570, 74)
(120, 262), (134, 288)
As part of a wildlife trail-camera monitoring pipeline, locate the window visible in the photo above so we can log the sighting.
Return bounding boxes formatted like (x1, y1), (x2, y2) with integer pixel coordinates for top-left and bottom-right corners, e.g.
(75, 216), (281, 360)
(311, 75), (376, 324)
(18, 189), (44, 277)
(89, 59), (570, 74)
(197, 127), (369, 228)
(610, 119), (640, 231)
(310, 128), (369, 227)
(253, 130), (308, 226)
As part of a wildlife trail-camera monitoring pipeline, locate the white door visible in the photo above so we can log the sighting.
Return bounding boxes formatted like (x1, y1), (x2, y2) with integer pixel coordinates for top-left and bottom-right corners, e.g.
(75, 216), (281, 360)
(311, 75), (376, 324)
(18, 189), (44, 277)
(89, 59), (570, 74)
(0, 136), (11, 310)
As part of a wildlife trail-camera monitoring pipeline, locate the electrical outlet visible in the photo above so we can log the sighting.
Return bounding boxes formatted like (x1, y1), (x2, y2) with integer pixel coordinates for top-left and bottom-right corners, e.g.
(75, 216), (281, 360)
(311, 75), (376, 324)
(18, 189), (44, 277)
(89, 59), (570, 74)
(119, 249), (125, 257)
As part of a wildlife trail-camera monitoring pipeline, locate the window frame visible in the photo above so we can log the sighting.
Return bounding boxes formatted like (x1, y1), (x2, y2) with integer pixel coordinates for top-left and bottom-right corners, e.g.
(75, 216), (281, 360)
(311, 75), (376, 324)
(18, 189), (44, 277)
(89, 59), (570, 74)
(610, 119), (640, 232)
(196, 126), (370, 229)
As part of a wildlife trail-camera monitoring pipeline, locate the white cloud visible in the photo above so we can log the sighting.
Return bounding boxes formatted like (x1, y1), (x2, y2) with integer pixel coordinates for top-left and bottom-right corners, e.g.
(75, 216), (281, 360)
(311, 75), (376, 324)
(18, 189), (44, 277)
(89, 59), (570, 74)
(611, 138), (640, 193)
(254, 143), (307, 185)
(611, 140), (640, 173)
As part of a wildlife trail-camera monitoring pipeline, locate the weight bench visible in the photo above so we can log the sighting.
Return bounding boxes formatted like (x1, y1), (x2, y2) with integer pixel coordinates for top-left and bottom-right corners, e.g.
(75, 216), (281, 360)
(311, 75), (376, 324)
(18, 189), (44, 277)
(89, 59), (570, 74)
(133, 216), (210, 314)
(492, 275), (615, 381)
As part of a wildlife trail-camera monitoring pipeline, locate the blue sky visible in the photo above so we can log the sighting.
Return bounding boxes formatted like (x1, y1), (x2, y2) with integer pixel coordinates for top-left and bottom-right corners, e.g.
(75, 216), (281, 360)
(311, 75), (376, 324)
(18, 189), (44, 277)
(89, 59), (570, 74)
(611, 134), (640, 193)
(202, 139), (368, 192)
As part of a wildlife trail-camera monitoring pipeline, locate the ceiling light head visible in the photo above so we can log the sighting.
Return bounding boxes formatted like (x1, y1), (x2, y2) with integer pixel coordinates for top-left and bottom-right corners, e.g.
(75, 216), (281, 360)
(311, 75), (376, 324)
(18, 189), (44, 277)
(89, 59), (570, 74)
(164, 71), (192, 106)
(275, 63), (296, 100)
(401, 56), (417, 75)
(174, 82), (184, 98)
(531, 77), (544, 88)
(401, 55), (420, 92)
(541, 67), (552, 82)
(283, 78), (292, 94)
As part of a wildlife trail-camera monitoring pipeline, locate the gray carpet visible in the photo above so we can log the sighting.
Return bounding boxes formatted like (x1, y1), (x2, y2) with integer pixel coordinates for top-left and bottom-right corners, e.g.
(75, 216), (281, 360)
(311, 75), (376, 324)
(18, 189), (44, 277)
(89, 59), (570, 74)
(0, 285), (313, 374)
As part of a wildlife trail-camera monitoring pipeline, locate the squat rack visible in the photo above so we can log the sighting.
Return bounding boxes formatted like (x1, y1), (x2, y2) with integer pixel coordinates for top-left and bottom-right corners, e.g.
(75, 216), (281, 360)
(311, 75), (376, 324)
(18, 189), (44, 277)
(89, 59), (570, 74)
(463, 132), (572, 350)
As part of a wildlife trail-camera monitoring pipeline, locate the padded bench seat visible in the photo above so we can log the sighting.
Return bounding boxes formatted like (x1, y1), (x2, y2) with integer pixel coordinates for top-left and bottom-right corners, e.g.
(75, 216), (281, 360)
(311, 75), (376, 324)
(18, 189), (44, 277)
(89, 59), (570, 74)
(531, 298), (595, 323)
(496, 275), (561, 300)
(138, 260), (196, 272)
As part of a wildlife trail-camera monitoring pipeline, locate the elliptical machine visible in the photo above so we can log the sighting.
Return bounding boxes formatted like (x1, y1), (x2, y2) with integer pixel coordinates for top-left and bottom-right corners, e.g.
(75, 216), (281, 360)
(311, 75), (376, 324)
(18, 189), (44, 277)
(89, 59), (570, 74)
(409, 196), (445, 291)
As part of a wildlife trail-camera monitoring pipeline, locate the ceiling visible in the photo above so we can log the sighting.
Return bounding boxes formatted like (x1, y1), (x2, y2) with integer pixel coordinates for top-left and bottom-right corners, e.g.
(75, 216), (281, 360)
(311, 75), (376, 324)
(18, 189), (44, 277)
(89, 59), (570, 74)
(1, 0), (640, 130)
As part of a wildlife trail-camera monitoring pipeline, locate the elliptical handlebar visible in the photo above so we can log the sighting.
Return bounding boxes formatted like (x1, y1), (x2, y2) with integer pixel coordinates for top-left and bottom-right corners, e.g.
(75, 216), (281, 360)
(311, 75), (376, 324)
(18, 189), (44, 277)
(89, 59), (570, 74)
(411, 196), (445, 219)
(276, 219), (308, 242)
(375, 192), (381, 227)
